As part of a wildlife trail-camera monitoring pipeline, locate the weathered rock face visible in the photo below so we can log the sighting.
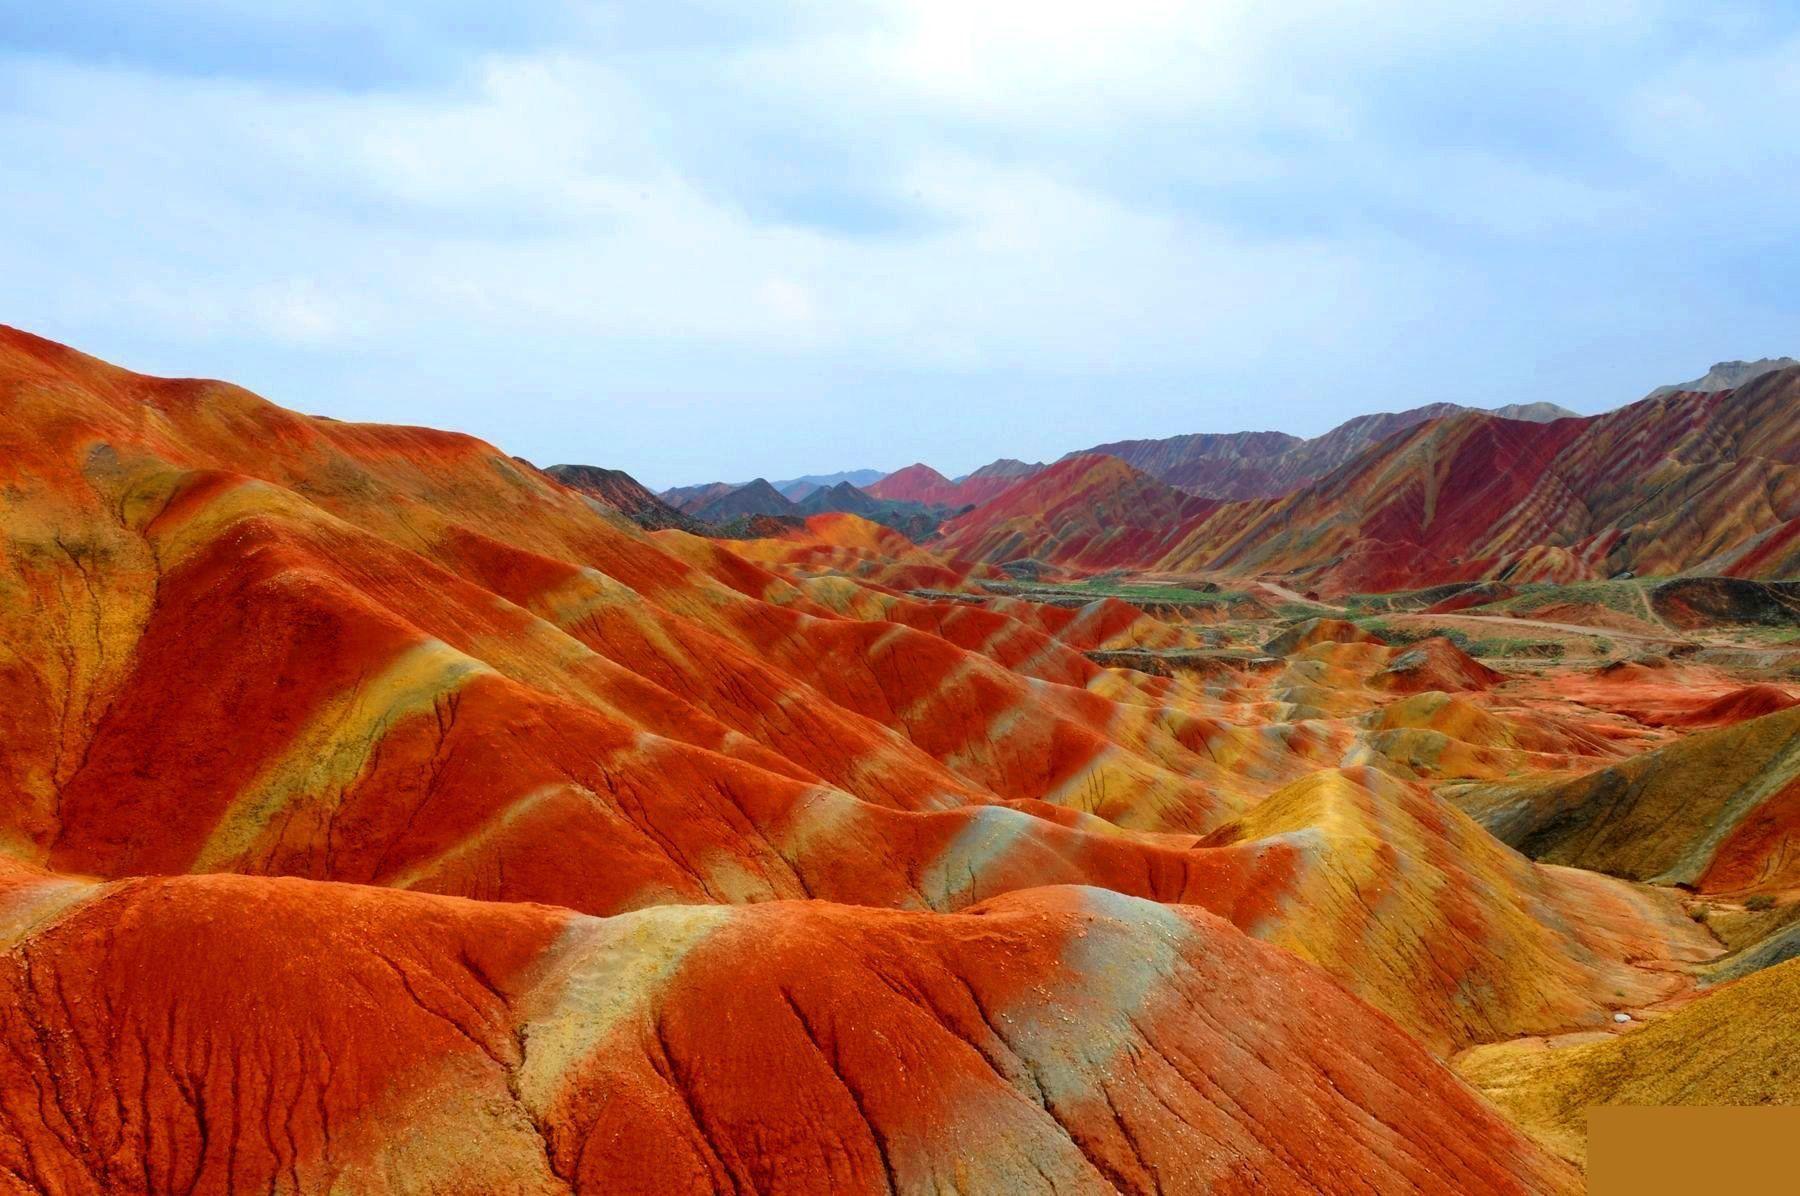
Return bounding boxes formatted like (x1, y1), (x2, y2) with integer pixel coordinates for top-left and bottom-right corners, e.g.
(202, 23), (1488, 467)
(1156, 369), (1800, 592)
(1066, 401), (1575, 501)
(1651, 576), (1800, 629)
(0, 868), (1580, 1194)
(1449, 704), (1800, 896)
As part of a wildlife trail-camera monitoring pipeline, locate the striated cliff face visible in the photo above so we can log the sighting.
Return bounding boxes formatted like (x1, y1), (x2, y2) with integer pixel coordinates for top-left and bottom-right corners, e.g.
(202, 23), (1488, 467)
(936, 454), (1221, 570)
(1155, 368), (1800, 591)
(1067, 400), (1576, 501)
(933, 368), (1800, 593)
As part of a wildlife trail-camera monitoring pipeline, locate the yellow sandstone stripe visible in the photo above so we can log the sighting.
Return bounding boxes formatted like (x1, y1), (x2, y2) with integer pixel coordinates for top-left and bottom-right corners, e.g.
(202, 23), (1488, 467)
(191, 639), (491, 872)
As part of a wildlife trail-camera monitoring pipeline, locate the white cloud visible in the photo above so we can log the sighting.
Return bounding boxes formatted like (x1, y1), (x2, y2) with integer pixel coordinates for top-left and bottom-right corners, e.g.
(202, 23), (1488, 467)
(1, 1), (1796, 484)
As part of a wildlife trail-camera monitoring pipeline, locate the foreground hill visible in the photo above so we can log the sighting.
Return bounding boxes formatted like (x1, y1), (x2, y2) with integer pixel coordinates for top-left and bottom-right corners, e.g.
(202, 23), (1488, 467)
(0, 865), (1578, 1194)
(1459, 956), (1800, 1165)
(1448, 704), (1800, 896)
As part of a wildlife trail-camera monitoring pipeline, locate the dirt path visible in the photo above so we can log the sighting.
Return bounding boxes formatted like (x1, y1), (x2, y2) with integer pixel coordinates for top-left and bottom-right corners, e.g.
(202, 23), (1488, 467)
(1256, 581), (1344, 611)
(1253, 579), (1686, 644)
(1407, 611), (1683, 643)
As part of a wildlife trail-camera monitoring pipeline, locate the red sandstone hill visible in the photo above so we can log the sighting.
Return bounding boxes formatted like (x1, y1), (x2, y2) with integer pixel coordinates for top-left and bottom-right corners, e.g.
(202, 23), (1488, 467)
(0, 324), (1718, 1191)
(935, 369), (1800, 593)
(1451, 703), (1800, 897)
(935, 454), (1221, 571)
(0, 867), (1579, 1194)
(867, 459), (1044, 510)
(1157, 367), (1800, 591)
(1069, 401), (1576, 500)
(867, 462), (963, 505)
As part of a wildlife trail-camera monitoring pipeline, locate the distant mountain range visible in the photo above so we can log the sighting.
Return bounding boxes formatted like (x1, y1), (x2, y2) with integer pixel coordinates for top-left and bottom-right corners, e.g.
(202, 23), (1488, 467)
(772, 469), (887, 501)
(1062, 401), (1578, 500)
(687, 478), (797, 524)
(611, 359), (1796, 591)
(792, 481), (941, 540)
(1643, 358), (1798, 401)
(952, 458), (1042, 484)
(664, 400), (1584, 511)
(867, 462), (1037, 509)
(938, 366), (1800, 592)
(575, 470), (951, 541)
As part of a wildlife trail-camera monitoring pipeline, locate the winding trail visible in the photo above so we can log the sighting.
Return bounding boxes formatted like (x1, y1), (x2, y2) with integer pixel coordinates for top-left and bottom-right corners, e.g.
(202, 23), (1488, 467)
(1253, 580), (1685, 645)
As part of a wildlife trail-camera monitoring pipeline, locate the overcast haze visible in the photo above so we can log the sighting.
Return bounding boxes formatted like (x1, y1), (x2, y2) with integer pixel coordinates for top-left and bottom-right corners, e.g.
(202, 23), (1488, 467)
(3, 2), (1797, 487)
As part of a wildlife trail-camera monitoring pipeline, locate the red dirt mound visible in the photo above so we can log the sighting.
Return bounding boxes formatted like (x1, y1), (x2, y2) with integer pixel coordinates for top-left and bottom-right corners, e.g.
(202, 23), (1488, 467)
(0, 872), (1577, 1195)
(1652, 683), (1800, 729)
(1262, 616), (1382, 656)
(1373, 638), (1505, 694)
(1594, 656), (1673, 680)
(1504, 600), (1660, 634)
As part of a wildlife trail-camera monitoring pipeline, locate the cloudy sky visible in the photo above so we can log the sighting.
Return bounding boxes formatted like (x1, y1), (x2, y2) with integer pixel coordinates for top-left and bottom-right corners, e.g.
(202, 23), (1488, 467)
(4, 2), (1797, 487)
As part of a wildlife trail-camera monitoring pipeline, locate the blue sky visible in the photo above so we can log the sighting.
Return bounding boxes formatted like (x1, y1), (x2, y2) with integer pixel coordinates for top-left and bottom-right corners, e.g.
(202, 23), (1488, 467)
(4, 2), (1797, 488)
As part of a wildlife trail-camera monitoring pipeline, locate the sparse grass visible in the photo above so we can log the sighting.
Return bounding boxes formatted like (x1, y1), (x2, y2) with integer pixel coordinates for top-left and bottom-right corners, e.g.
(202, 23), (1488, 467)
(993, 578), (1259, 608)
(1481, 578), (1659, 619)
(1720, 626), (1800, 645)
(1340, 587), (1455, 614)
(1068, 579), (1248, 603)
(1354, 618), (1419, 644)
(1355, 617), (1567, 659)
(1465, 637), (1566, 659)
